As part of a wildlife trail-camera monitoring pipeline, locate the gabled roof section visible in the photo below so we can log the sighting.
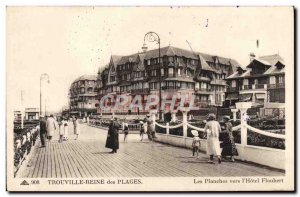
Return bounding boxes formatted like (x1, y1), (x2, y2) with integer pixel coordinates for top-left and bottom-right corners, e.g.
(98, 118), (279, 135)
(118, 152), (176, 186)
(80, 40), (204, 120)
(198, 54), (215, 72)
(132, 53), (146, 71)
(246, 58), (272, 69)
(73, 75), (97, 83)
(117, 53), (139, 65)
(110, 55), (122, 66)
(258, 54), (284, 66)
(144, 46), (198, 59)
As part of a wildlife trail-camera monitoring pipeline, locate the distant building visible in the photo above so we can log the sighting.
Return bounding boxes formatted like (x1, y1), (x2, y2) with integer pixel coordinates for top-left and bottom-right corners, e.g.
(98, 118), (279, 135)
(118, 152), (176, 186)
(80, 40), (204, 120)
(69, 75), (98, 117)
(96, 45), (240, 115)
(225, 54), (285, 108)
(25, 108), (39, 120)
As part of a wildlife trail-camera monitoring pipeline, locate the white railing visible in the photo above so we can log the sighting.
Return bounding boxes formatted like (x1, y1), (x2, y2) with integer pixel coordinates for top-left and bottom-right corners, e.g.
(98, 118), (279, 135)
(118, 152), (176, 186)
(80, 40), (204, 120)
(245, 124), (285, 139)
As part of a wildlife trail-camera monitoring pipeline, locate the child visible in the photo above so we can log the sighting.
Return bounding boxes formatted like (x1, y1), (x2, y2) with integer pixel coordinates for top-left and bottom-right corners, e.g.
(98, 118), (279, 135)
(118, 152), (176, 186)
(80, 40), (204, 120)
(58, 117), (64, 143)
(191, 130), (201, 159)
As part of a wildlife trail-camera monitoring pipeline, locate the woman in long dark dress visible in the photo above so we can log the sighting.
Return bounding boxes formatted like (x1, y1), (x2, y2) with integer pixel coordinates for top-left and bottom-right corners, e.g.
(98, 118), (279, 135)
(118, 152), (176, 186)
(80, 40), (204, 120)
(221, 116), (238, 162)
(105, 118), (120, 153)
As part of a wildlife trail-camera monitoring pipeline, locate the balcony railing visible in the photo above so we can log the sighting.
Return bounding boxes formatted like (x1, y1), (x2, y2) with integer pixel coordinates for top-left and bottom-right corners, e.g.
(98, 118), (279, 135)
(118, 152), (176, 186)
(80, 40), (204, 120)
(195, 88), (212, 93)
(268, 83), (285, 89)
(243, 85), (253, 90)
(254, 84), (265, 89)
(131, 88), (150, 94)
(227, 87), (239, 92)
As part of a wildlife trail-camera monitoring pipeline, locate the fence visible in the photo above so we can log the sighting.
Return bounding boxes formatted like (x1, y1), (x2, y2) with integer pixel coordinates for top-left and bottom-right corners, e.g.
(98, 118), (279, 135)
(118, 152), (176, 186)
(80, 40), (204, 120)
(151, 103), (285, 170)
(14, 126), (39, 177)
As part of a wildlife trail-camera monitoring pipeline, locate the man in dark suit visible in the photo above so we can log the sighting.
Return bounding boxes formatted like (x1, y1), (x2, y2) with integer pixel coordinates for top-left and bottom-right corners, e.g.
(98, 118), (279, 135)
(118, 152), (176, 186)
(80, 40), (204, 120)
(39, 115), (47, 148)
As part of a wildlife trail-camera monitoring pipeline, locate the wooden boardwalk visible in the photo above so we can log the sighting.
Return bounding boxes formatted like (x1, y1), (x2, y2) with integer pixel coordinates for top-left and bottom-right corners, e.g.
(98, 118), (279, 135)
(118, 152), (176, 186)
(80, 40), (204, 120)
(18, 123), (284, 178)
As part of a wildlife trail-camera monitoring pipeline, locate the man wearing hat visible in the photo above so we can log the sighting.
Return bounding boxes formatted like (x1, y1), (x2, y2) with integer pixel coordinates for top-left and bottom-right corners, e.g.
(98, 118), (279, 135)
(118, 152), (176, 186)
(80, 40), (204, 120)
(204, 113), (222, 164)
(39, 115), (47, 148)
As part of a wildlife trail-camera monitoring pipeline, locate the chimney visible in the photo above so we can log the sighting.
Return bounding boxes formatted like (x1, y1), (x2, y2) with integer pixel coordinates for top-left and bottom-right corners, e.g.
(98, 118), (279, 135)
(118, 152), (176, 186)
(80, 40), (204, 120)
(249, 52), (256, 62)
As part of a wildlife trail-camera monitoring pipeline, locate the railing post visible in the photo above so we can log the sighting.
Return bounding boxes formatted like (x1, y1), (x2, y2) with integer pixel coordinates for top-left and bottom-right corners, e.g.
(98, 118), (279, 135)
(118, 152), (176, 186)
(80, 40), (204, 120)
(235, 102), (252, 161)
(231, 109), (238, 121)
(180, 107), (189, 138)
(166, 123), (169, 135)
(171, 109), (177, 122)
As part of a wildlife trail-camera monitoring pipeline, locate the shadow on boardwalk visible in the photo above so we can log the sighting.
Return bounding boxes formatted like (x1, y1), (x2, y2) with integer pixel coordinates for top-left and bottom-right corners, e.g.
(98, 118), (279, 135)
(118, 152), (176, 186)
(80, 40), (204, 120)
(17, 123), (285, 178)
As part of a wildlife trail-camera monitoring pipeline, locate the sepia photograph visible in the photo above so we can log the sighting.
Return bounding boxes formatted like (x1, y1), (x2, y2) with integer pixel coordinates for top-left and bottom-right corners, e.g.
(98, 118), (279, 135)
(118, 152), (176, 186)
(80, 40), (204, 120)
(6, 6), (294, 192)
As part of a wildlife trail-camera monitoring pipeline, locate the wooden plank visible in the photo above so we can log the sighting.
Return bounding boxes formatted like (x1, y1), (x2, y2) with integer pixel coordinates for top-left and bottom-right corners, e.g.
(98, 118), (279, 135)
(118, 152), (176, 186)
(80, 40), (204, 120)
(37, 142), (46, 178)
(52, 143), (61, 178)
(63, 141), (83, 178)
(56, 141), (67, 178)
(59, 142), (72, 178)
(51, 142), (56, 178)
(75, 141), (114, 177)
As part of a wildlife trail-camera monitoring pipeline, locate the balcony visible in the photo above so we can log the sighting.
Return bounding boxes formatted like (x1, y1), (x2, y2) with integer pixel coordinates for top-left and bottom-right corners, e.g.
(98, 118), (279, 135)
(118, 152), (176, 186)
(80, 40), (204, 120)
(161, 86), (181, 90)
(131, 88), (150, 95)
(242, 84), (268, 90)
(227, 87), (239, 92)
(243, 85), (253, 90)
(267, 83), (285, 89)
(195, 88), (213, 94)
(197, 76), (211, 82)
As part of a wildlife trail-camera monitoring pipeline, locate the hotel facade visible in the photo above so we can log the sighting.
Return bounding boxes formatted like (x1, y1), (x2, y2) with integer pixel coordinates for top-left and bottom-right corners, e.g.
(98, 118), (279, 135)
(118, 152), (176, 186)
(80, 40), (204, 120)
(95, 46), (240, 115)
(224, 53), (285, 115)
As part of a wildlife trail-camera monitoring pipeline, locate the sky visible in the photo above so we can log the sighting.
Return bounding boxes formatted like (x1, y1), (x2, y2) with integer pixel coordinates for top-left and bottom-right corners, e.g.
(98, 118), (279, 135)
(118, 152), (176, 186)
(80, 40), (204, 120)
(6, 6), (294, 113)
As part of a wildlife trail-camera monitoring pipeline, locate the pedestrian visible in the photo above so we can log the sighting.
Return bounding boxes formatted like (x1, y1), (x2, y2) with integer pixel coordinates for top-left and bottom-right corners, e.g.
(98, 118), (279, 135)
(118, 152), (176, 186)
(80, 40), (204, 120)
(46, 114), (57, 142)
(139, 119), (147, 141)
(105, 117), (120, 153)
(73, 116), (80, 140)
(39, 115), (47, 148)
(191, 130), (201, 159)
(58, 117), (64, 143)
(146, 115), (154, 141)
(63, 118), (69, 141)
(221, 116), (238, 162)
(123, 120), (129, 143)
(204, 113), (222, 164)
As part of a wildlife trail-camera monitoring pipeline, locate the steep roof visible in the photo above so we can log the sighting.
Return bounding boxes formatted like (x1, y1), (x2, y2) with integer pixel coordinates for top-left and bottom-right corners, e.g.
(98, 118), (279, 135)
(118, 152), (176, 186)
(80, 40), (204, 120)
(198, 54), (215, 72)
(144, 46), (198, 59)
(73, 75), (97, 83)
(117, 53), (139, 65)
(258, 54), (284, 66)
(111, 55), (122, 65)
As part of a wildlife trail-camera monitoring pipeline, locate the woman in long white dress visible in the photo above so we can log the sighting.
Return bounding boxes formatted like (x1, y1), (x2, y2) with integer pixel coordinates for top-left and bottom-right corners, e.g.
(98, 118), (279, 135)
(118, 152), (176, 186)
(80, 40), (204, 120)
(73, 117), (80, 140)
(204, 113), (222, 164)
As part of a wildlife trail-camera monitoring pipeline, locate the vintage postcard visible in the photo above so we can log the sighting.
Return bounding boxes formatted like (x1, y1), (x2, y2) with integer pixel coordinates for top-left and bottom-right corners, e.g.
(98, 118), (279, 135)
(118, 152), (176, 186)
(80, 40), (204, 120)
(6, 6), (294, 191)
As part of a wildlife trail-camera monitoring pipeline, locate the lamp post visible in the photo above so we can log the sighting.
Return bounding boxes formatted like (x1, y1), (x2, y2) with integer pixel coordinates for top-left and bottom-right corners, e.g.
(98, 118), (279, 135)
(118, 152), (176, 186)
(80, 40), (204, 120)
(142, 31), (162, 120)
(40, 73), (50, 116)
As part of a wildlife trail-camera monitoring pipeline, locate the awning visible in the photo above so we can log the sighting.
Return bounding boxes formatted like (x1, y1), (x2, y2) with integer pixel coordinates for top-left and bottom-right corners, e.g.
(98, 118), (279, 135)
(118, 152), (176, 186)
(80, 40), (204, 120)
(226, 93), (239, 100)
(240, 93), (252, 101)
(255, 93), (265, 99)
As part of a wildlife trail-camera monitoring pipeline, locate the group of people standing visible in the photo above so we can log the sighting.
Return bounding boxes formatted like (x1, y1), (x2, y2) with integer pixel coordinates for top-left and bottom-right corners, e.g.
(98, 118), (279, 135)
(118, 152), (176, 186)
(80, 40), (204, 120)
(105, 115), (156, 154)
(39, 114), (80, 147)
(191, 113), (238, 164)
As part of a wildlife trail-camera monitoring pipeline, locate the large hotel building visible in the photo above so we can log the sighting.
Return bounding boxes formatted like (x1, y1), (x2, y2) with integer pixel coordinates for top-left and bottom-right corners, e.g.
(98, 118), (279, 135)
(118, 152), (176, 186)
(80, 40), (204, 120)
(69, 46), (285, 117)
(95, 45), (240, 115)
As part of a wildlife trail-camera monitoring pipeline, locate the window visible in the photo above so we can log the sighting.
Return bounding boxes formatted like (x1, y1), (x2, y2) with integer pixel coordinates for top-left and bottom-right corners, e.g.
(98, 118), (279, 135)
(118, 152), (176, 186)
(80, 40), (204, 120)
(151, 70), (157, 76)
(147, 60), (151, 65)
(168, 68), (174, 76)
(178, 68), (182, 76)
(127, 74), (130, 80)
(278, 75), (284, 84)
(80, 87), (85, 93)
(161, 68), (164, 76)
(232, 80), (236, 88)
